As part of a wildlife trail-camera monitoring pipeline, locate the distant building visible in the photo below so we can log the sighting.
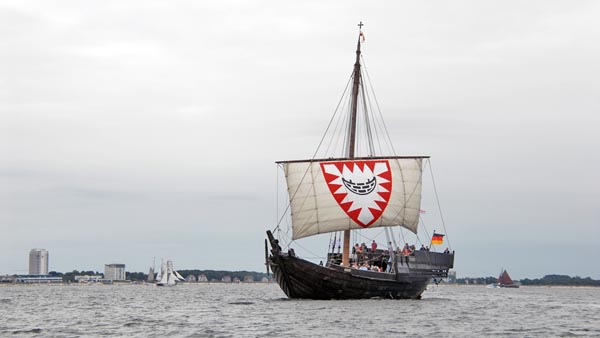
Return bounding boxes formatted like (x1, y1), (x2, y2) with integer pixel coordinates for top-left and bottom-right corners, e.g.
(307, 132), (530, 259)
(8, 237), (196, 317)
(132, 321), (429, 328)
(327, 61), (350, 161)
(29, 249), (49, 275)
(185, 275), (197, 282)
(16, 275), (62, 284)
(1, 275), (16, 283)
(448, 270), (457, 283)
(104, 264), (126, 281)
(198, 274), (208, 282)
(74, 275), (104, 283)
(243, 275), (254, 283)
(221, 275), (231, 283)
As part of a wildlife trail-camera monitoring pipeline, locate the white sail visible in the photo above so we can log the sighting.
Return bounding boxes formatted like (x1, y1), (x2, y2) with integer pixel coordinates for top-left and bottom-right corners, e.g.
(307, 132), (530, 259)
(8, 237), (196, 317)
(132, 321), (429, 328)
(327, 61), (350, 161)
(158, 271), (168, 285)
(157, 262), (168, 285)
(167, 272), (177, 285)
(147, 267), (154, 282)
(174, 270), (185, 281)
(155, 260), (183, 286)
(283, 157), (424, 240)
(165, 261), (177, 286)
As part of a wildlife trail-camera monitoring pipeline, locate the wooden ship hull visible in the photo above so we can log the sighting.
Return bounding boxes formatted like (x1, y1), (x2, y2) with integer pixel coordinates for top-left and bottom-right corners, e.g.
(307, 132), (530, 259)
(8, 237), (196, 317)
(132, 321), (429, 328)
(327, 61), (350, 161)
(267, 231), (454, 300)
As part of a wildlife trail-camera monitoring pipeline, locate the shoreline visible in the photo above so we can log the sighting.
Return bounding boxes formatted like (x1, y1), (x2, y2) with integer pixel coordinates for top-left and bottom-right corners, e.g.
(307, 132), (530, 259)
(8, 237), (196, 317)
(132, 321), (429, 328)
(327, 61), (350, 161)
(1, 282), (597, 288)
(0, 281), (275, 287)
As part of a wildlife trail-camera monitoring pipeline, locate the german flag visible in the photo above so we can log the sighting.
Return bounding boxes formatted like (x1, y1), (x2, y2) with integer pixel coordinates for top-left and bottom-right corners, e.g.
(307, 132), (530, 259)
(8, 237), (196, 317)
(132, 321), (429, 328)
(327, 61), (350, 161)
(431, 232), (444, 245)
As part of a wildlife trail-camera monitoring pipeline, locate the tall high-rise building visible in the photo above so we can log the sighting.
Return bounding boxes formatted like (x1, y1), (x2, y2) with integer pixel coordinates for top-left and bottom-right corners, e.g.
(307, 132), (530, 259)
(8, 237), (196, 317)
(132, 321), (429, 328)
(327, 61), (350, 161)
(28, 249), (49, 275)
(104, 264), (126, 281)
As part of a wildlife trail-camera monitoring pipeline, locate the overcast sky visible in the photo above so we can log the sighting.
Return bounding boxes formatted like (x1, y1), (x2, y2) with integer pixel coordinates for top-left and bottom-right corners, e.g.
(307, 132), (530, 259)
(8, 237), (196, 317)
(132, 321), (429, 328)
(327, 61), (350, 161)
(1, 1), (599, 279)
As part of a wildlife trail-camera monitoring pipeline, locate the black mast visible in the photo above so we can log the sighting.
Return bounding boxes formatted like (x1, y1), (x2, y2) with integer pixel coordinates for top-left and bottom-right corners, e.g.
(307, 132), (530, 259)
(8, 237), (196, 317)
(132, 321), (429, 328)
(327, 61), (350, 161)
(342, 21), (364, 267)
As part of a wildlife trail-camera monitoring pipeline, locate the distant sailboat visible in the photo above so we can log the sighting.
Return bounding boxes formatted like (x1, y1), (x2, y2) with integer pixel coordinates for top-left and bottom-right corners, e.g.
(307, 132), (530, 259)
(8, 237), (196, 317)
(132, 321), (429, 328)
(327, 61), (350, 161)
(147, 266), (155, 283)
(155, 260), (185, 286)
(147, 258), (156, 283)
(488, 269), (519, 288)
(497, 269), (519, 288)
(155, 265), (162, 283)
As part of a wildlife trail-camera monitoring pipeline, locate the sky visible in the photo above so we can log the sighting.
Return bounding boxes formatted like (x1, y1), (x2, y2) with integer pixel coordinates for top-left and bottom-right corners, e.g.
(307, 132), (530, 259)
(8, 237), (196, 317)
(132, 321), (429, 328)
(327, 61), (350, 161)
(1, 1), (599, 280)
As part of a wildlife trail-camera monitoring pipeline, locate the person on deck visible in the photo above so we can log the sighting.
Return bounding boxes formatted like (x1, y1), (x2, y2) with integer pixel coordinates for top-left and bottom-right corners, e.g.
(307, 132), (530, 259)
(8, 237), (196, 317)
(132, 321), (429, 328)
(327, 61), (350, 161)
(402, 243), (412, 256)
(356, 243), (363, 263)
(386, 242), (395, 273)
(371, 240), (377, 252)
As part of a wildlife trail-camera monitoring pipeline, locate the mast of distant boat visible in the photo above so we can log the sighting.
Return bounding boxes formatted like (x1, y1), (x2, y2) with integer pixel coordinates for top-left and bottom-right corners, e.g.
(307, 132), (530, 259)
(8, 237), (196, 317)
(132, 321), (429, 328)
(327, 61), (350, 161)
(342, 21), (364, 267)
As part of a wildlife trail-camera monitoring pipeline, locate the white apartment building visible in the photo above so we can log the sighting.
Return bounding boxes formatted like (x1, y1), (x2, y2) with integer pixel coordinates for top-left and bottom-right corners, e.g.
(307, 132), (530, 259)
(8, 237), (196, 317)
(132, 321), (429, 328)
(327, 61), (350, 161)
(28, 248), (49, 275)
(104, 264), (126, 281)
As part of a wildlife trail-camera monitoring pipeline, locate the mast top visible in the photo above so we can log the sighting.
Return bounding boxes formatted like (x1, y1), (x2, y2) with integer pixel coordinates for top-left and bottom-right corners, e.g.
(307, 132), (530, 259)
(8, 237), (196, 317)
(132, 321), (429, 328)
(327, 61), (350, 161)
(357, 22), (364, 41)
(355, 21), (364, 53)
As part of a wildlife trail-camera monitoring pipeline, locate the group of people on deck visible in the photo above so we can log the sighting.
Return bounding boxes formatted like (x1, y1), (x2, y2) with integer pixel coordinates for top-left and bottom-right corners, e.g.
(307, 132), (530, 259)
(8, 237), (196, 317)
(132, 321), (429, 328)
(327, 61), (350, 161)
(348, 240), (414, 273)
(352, 241), (419, 257)
(345, 240), (452, 271)
(348, 240), (388, 272)
(351, 261), (383, 272)
(351, 240), (379, 255)
(350, 240), (451, 256)
(351, 241), (420, 259)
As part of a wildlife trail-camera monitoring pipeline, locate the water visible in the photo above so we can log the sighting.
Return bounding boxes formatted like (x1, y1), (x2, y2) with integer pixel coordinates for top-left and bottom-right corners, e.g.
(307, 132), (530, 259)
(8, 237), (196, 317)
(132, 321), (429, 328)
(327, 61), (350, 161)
(1, 283), (599, 337)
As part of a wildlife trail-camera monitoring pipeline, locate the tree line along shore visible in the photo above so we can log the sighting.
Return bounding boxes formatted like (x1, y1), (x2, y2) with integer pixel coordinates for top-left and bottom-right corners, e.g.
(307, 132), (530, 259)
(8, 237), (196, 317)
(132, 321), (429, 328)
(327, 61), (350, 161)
(52, 269), (269, 283)
(453, 274), (600, 286)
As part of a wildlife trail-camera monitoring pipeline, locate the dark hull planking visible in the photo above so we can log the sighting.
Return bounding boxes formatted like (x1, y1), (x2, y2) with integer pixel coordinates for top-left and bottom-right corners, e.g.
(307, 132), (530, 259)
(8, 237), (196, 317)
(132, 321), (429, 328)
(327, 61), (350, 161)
(266, 231), (453, 300)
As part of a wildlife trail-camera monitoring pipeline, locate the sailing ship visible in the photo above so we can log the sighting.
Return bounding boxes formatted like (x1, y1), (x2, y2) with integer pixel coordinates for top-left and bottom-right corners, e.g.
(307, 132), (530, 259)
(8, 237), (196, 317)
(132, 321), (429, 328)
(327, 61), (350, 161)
(265, 23), (455, 300)
(155, 260), (185, 286)
(494, 269), (519, 288)
(147, 266), (155, 283)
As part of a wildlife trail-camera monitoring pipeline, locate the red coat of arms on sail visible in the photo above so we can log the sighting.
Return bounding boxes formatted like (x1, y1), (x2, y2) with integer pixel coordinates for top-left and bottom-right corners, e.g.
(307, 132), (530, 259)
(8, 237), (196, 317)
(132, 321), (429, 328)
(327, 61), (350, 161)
(320, 160), (392, 228)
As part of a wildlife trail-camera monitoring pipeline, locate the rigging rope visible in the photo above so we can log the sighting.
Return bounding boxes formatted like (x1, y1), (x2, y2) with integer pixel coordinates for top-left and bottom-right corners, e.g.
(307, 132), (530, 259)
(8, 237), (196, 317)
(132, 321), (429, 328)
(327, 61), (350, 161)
(272, 74), (354, 233)
(427, 159), (451, 250)
(361, 55), (397, 156)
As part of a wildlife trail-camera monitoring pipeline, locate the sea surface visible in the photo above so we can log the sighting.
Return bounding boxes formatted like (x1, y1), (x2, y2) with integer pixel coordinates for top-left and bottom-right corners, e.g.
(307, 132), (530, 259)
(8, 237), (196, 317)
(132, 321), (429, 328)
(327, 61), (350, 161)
(0, 283), (599, 337)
